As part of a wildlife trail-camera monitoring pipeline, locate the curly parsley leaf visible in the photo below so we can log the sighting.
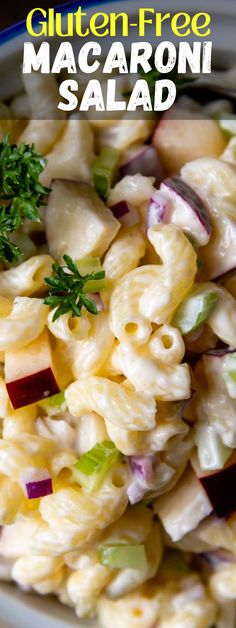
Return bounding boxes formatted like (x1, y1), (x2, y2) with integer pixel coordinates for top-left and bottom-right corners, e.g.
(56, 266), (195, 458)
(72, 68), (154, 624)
(44, 254), (105, 321)
(0, 135), (49, 264)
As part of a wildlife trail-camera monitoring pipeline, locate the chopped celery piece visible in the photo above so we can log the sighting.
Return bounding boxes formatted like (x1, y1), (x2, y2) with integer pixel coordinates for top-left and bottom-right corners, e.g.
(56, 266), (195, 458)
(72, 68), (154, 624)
(83, 277), (108, 293)
(92, 147), (120, 199)
(217, 112), (236, 137)
(49, 390), (65, 408)
(99, 544), (147, 570)
(172, 290), (218, 335)
(76, 256), (108, 292)
(195, 422), (231, 471)
(39, 390), (66, 411)
(73, 440), (120, 491)
(77, 256), (102, 277)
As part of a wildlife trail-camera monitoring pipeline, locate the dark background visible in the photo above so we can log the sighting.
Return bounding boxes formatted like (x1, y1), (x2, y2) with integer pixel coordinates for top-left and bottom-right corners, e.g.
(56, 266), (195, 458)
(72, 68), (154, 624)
(1, 1), (61, 30)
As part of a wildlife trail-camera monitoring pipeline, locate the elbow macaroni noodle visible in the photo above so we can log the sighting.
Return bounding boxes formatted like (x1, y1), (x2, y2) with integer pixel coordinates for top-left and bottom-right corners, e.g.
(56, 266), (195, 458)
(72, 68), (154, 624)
(40, 117), (94, 187)
(0, 255), (54, 298)
(0, 297), (49, 351)
(65, 377), (156, 430)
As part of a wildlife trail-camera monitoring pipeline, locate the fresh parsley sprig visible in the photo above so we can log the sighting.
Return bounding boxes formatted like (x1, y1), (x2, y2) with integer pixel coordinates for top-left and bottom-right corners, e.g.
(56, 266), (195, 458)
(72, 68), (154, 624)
(0, 135), (50, 264)
(44, 255), (105, 321)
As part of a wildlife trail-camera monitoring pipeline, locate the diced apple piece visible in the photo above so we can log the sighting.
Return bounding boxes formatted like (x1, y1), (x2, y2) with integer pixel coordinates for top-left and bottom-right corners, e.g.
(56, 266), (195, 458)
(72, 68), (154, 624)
(5, 329), (60, 409)
(181, 158), (236, 278)
(155, 177), (212, 246)
(45, 180), (120, 263)
(203, 348), (236, 400)
(194, 421), (232, 472)
(199, 351), (236, 449)
(154, 466), (212, 542)
(153, 109), (226, 175)
(40, 118), (94, 187)
(0, 377), (9, 418)
(191, 451), (236, 518)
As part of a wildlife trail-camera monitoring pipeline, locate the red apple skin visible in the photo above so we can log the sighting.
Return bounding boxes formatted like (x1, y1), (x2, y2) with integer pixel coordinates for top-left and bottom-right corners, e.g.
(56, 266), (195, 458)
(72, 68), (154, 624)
(199, 463), (236, 519)
(192, 452), (236, 519)
(6, 368), (60, 410)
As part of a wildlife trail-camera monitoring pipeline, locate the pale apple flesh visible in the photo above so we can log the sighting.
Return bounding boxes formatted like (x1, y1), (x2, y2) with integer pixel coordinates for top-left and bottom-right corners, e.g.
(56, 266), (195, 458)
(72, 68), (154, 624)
(152, 109), (227, 176)
(5, 329), (60, 409)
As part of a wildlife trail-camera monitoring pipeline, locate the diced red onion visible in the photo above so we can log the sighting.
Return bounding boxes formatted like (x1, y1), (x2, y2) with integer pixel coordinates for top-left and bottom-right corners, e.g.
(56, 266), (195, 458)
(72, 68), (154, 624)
(110, 201), (130, 219)
(110, 201), (139, 227)
(87, 293), (105, 311)
(201, 550), (236, 567)
(127, 455), (155, 505)
(21, 467), (53, 500)
(162, 177), (212, 236)
(120, 146), (165, 185)
(146, 178), (211, 247)
(147, 191), (168, 229)
(26, 478), (52, 500)
(204, 347), (236, 357)
(130, 455), (155, 482)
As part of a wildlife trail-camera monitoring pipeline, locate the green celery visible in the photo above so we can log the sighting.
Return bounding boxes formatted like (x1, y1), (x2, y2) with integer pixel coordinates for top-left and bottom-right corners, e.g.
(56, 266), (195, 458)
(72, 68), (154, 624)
(99, 544), (147, 571)
(76, 256), (102, 276)
(92, 147), (120, 200)
(172, 290), (218, 335)
(73, 440), (120, 491)
(76, 257), (108, 292)
(49, 390), (65, 408)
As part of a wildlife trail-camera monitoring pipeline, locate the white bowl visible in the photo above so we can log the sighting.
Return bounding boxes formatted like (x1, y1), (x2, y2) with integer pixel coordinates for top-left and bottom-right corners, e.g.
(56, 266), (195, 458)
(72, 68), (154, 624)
(0, 1), (236, 626)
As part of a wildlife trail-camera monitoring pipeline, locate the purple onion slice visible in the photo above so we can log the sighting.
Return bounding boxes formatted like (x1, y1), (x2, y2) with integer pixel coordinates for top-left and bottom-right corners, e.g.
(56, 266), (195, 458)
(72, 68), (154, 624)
(121, 145), (165, 185)
(21, 468), (53, 500)
(110, 201), (139, 227)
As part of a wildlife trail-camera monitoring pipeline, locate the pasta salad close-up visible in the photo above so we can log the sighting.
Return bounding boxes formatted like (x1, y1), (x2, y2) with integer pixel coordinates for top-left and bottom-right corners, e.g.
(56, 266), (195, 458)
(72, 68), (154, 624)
(1, 69), (236, 628)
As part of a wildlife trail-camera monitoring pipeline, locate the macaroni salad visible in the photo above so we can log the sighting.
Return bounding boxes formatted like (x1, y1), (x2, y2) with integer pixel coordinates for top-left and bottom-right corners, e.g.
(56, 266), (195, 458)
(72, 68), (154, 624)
(1, 72), (236, 628)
